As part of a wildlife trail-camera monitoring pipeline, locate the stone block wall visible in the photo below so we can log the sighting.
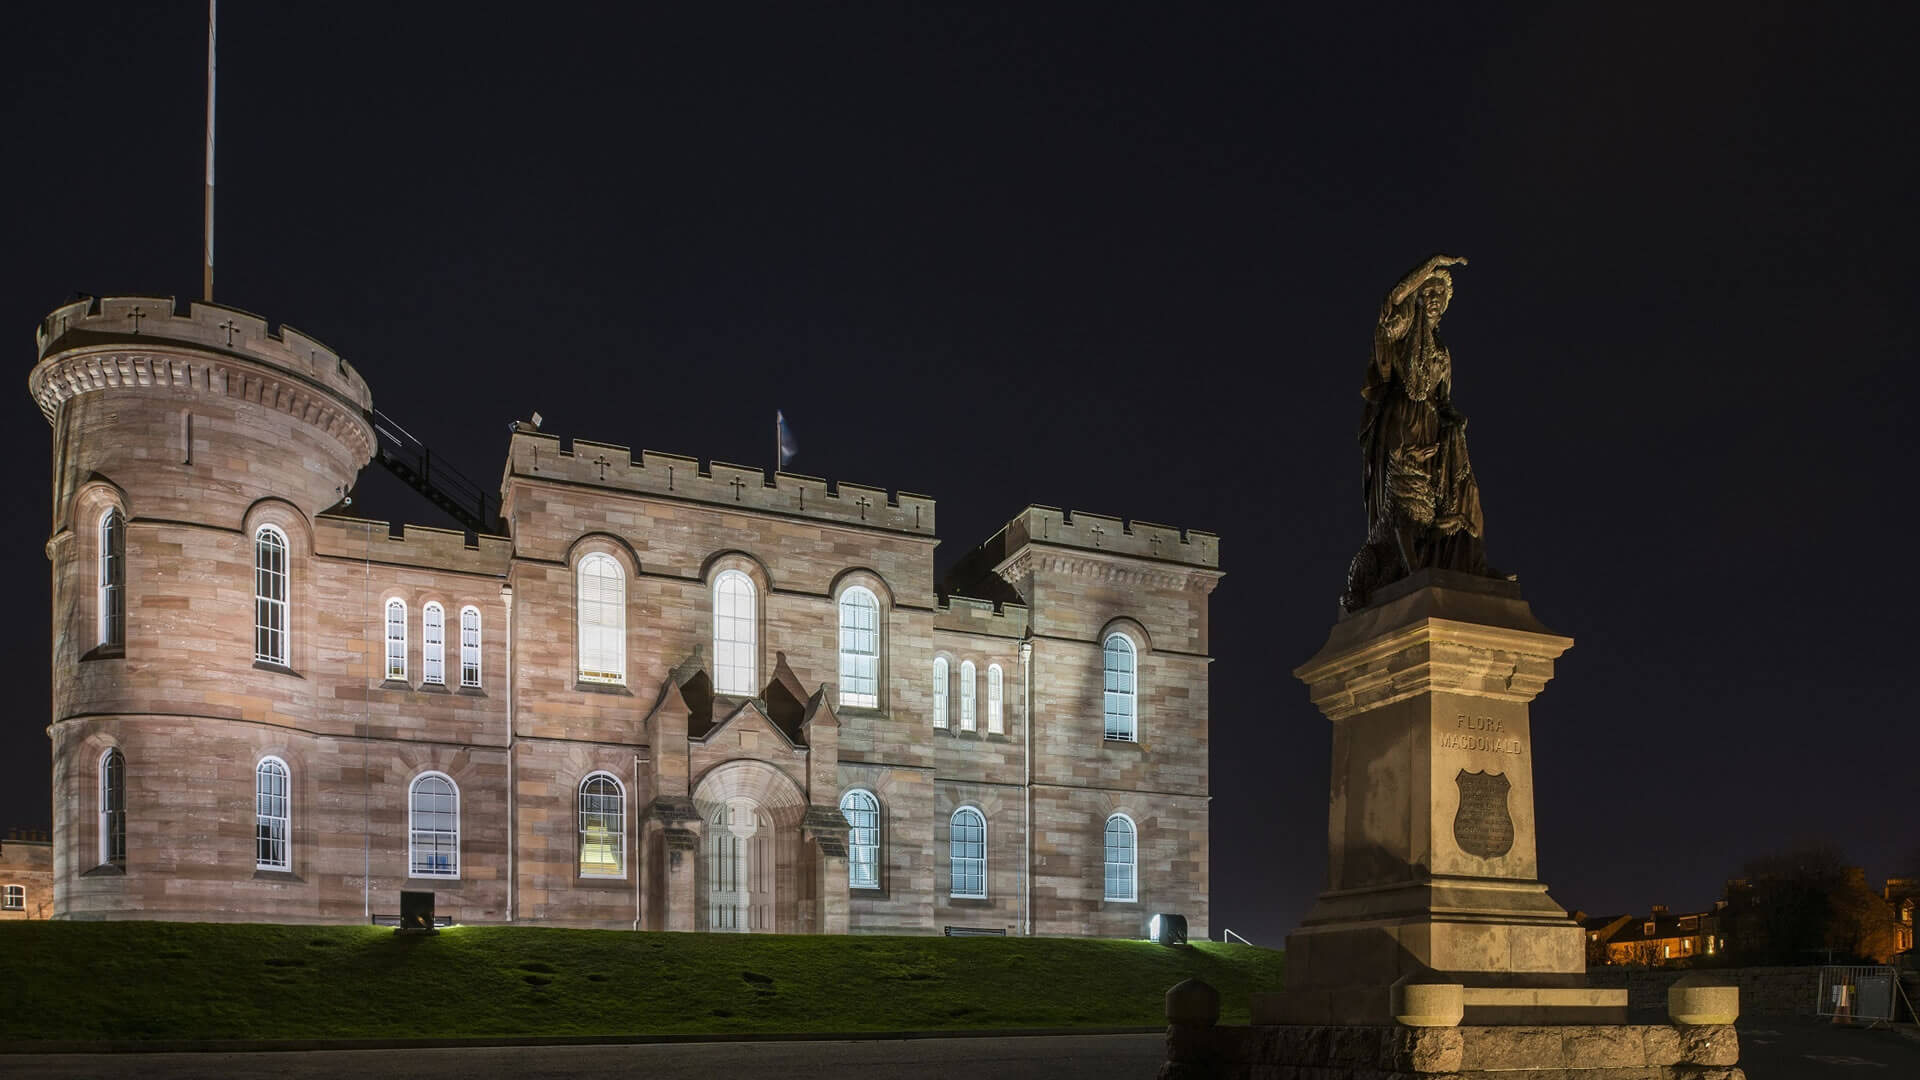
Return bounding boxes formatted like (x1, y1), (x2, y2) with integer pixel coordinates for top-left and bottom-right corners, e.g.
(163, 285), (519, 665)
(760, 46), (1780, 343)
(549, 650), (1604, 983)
(0, 837), (53, 919)
(1586, 966), (1824, 1018)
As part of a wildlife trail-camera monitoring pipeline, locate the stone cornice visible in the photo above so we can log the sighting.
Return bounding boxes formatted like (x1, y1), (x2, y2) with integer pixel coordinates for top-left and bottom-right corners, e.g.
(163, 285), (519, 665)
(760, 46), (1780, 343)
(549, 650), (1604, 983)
(1295, 616), (1574, 722)
(994, 542), (1225, 593)
(29, 345), (376, 466)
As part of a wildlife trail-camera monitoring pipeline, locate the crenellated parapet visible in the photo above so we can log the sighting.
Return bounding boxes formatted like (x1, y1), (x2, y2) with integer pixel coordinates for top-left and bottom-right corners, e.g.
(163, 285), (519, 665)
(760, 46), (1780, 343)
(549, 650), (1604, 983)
(933, 594), (1031, 638)
(28, 295), (375, 465)
(315, 515), (513, 576)
(997, 506), (1218, 569)
(943, 505), (1223, 600)
(503, 430), (936, 537)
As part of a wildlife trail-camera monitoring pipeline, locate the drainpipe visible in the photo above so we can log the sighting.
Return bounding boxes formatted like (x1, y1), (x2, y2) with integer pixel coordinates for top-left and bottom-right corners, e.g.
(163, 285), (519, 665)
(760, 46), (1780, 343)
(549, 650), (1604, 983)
(1020, 638), (1033, 937)
(634, 752), (643, 931)
(502, 582), (514, 922)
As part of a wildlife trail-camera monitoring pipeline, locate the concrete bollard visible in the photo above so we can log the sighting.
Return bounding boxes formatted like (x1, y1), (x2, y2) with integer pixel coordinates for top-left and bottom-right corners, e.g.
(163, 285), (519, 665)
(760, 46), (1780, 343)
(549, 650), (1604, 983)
(1391, 971), (1465, 1027)
(1158, 979), (1223, 1080)
(1668, 974), (1740, 1025)
(1167, 978), (1222, 1027)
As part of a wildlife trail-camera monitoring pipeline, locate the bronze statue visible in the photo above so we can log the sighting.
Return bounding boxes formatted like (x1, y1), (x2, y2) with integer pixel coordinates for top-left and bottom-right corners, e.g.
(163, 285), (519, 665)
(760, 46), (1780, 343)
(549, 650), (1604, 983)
(1342, 255), (1489, 612)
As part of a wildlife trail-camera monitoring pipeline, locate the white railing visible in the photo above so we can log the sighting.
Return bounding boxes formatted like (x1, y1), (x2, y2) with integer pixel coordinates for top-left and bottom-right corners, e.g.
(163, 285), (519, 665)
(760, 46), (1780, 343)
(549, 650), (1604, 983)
(1222, 927), (1255, 946)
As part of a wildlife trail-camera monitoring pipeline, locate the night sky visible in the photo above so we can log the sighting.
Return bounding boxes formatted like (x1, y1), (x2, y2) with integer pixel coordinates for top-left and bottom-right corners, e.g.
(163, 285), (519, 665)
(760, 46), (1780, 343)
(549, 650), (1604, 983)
(3, 3), (1914, 945)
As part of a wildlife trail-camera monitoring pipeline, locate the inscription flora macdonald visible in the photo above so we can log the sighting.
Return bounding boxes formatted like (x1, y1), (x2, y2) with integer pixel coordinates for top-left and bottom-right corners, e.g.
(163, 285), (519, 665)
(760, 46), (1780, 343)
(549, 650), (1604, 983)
(1440, 713), (1524, 755)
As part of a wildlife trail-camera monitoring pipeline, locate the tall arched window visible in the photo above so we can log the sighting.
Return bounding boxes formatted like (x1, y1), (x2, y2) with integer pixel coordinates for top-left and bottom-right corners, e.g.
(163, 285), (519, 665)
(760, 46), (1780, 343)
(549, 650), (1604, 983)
(987, 664), (1004, 734)
(579, 773), (625, 877)
(713, 571), (757, 695)
(838, 586), (880, 709)
(958, 661), (977, 732)
(99, 748), (125, 868)
(949, 807), (986, 898)
(932, 657), (949, 729)
(840, 789), (880, 889)
(384, 599), (408, 681)
(1103, 633), (1138, 741)
(459, 606), (482, 688)
(1104, 813), (1137, 902)
(98, 509), (124, 648)
(254, 526), (289, 666)
(576, 553), (625, 684)
(255, 757), (291, 871)
(421, 603), (446, 685)
(409, 773), (459, 877)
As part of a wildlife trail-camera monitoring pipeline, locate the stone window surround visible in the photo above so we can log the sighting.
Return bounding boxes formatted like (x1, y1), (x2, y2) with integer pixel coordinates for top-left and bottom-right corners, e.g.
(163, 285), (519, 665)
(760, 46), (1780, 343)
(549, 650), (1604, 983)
(578, 771), (627, 880)
(706, 558), (765, 697)
(71, 481), (128, 663)
(407, 770), (461, 879)
(839, 787), (882, 891)
(948, 805), (987, 899)
(830, 569), (893, 715)
(1, 884), (22, 910)
(573, 547), (629, 687)
(254, 755), (292, 872)
(244, 501), (311, 677)
(1103, 811), (1138, 903)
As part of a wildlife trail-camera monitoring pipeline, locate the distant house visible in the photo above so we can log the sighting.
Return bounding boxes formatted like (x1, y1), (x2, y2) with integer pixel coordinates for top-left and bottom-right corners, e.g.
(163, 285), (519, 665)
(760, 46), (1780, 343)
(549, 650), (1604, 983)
(1593, 904), (1725, 966)
(1885, 878), (1916, 957)
(0, 829), (53, 920)
(1579, 912), (1634, 966)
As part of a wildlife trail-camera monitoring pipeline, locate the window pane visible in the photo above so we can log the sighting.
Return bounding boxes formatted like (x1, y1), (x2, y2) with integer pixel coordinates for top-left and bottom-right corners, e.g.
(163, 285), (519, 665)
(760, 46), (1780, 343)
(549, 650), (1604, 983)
(100, 510), (125, 647)
(713, 572), (757, 695)
(460, 607), (482, 687)
(256, 759), (290, 871)
(100, 749), (126, 867)
(841, 790), (879, 889)
(1105, 815), (1136, 901)
(950, 808), (985, 898)
(579, 775), (624, 876)
(1103, 635), (1136, 741)
(987, 665), (1003, 734)
(577, 555), (625, 683)
(385, 600), (407, 681)
(422, 604), (445, 685)
(409, 775), (459, 877)
(254, 528), (288, 665)
(932, 657), (948, 728)
(959, 662), (976, 731)
(838, 588), (879, 708)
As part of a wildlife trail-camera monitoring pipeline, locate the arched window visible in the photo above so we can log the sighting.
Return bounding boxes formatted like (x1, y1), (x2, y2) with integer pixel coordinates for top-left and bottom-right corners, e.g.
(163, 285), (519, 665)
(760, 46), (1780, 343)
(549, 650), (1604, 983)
(408, 773), (459, 877)
(987, 664), (1004, 734)
(254, 526), (289, 665)
(949, 807), (986, 898)
(255, 757), (291, 871)
(1103, 633), (1138, 741)
(958, 661), (977, 732)
(576, 553), (625, 684)
(98, 509), (125, 648)
(712, 570), (757, 695)
(579, 773), (625, 877)
(932, 657), (949, 729)
(840, 789), (880, 889)
(99, 748), (125, 868)
(1104, 813), (1137, 902)
(459, 606), (482, 688)
(421, 603), (446, 685)
(384, 599), (408, 682)
(838, 586), (880, 709)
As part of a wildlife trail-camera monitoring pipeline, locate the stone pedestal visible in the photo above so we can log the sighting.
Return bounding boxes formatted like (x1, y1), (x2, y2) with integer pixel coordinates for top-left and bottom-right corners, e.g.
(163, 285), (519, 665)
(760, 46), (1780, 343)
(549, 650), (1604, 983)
(1274, 570), (1614, 1025)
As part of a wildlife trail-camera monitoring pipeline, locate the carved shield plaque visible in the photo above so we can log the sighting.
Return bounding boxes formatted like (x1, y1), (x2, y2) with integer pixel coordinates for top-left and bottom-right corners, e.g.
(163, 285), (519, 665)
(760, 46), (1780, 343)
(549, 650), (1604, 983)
(1453, 769), (1514, 859)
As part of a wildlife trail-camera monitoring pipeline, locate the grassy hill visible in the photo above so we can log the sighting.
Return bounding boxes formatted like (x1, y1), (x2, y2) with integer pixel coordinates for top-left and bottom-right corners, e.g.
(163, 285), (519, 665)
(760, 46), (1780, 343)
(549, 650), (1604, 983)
(0, 922), (1284, 1042)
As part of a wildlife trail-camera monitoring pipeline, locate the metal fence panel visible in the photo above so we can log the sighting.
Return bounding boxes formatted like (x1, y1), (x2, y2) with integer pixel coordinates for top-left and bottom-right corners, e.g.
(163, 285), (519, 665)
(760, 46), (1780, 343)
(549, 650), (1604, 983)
(1817, 965), (1899, 1023)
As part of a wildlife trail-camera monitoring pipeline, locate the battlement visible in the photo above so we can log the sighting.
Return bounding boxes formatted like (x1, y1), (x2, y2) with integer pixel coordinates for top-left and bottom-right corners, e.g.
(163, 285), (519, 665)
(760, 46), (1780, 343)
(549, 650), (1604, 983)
(504, 430), (936, 538)
(315, 514), (513, 576)
(1000, 506), (1219, 568)
(33, 296), (371, 414)
(933, 594), (1031, 638)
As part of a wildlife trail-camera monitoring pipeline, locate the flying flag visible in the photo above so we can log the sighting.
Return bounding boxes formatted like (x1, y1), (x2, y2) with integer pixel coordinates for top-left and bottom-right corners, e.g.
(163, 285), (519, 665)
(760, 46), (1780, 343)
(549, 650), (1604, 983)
(776, 410), (799, 470)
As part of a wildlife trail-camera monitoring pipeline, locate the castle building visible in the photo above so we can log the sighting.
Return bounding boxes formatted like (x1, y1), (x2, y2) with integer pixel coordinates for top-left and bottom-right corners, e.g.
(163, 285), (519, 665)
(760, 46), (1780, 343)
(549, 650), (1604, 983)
(29, 296), (1220, 935)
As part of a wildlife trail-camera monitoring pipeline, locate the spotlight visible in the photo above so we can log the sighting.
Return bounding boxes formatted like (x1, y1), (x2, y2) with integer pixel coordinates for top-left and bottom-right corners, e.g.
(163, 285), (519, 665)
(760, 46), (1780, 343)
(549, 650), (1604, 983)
(1148, 913), (1188, 945)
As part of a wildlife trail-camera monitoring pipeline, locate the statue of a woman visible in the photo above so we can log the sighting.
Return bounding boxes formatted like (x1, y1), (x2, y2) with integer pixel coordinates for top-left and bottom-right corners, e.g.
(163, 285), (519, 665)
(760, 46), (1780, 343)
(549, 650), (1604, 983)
(1342, 255), (1488, 611)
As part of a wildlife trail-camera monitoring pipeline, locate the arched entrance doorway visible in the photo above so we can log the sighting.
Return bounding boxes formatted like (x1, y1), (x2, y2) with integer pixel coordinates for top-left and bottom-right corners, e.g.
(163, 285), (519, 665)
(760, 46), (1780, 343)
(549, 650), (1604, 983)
(709, 797), (773, 932)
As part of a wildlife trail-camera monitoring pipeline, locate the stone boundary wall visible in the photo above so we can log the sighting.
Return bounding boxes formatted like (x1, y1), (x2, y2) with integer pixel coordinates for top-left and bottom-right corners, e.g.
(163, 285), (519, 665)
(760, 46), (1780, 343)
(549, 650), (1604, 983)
(1585, 967), (1821, 1018)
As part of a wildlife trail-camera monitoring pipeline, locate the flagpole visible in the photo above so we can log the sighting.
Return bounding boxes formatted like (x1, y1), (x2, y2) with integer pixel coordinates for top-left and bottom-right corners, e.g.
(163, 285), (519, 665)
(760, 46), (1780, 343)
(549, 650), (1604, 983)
(203, 0), (216, 302)
(773, 411), (780, 475)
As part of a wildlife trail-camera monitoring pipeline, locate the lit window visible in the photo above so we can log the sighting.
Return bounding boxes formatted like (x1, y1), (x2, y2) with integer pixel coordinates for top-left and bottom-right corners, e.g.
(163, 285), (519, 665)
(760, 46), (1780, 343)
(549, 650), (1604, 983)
(713, 571), (757, 695)
(1104, 813), (1137, 902)
(950, 807), (986, 898)
(579, 773), (625, 877)
(1645, 921), (1656, 936)
(384, 599), (408, 681)
(1, 885), (21, 911)
(839, 586), (879, 709)
(99, 748), (125, 868)
(576, 553), (625, 684)
(99, 509), (125, 648)
(408, 773), (459, 877)
(932, 657), (949, 729)
(841, 789), (880, 889)
(459, 606), (482, 688)
(987, 664), (1004, 734)
(254, 526), (289, 665)
(255, 757), (290, 871)
(421, 602), (445, 685)
(1103, 633), (1137, 741)
(959, 661), (976, 731)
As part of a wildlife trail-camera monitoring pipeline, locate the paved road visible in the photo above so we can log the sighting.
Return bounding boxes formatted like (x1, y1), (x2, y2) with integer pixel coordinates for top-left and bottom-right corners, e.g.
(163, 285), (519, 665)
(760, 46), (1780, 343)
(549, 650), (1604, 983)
(9, 1023), (1918, 1078)
(1737, 1019), (1920, 1077)
(2, 1032), (1167, 1080)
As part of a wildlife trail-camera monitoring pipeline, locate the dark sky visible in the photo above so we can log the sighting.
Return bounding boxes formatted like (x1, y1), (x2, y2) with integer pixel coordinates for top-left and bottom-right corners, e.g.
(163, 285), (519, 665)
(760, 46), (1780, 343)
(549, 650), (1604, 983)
(4, 2), (1915, 945)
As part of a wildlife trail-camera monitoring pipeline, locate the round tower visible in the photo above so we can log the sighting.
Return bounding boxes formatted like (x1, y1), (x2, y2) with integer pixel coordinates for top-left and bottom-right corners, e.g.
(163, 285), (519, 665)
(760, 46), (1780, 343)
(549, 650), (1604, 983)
(29, 296), (374, 919)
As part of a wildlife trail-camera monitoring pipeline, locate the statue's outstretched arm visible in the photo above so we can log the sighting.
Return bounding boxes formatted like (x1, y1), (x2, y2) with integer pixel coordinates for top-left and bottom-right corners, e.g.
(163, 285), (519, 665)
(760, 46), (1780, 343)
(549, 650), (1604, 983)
(1388, 254), (1468, 309)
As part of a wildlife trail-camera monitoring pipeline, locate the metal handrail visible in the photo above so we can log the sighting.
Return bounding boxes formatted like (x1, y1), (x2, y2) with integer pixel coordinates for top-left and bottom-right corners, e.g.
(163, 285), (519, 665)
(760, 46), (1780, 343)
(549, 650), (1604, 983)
(1222, 927), (1255, 946)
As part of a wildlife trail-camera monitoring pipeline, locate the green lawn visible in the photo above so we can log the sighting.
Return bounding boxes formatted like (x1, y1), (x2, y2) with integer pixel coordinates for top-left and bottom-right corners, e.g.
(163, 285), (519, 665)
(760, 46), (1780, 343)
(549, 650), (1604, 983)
(0, 921), (1284, 1042)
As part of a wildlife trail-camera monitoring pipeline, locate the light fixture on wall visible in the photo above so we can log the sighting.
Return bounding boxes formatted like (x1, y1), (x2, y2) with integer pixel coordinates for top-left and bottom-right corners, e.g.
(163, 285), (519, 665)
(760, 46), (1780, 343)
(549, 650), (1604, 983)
(1147, 913), (1187, 946)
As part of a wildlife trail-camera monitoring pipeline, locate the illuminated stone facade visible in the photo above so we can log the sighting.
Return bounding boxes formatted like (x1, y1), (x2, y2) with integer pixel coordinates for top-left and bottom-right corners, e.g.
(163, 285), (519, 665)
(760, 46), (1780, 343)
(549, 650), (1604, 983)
(31, 296), (1219, 935)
